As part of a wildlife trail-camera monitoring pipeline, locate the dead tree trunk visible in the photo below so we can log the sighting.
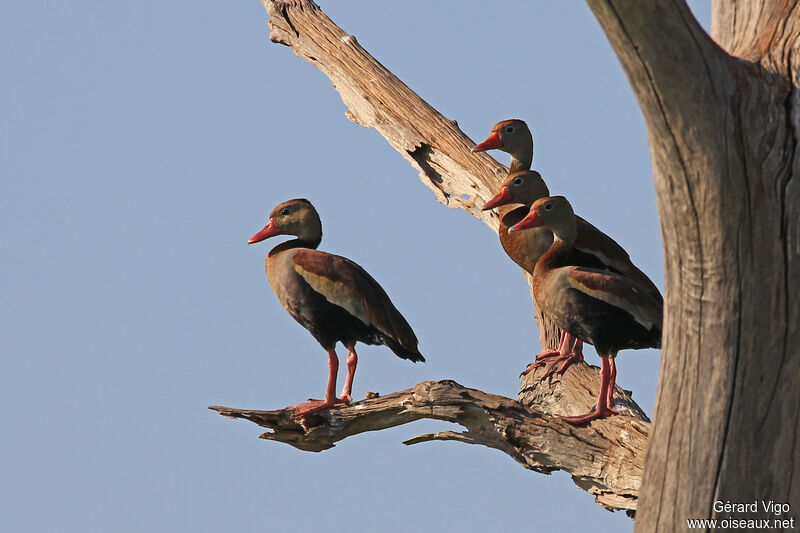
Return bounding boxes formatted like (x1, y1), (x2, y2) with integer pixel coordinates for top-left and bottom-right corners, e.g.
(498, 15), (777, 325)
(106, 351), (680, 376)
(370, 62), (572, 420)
(586, 1), (800, 530)
(213, 0), (799, 526)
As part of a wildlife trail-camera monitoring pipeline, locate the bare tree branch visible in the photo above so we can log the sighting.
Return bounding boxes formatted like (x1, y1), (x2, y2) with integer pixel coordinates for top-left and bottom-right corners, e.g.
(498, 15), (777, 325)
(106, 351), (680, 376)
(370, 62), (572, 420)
(263, 0), (504, 227)
(211, 365), (649, 513)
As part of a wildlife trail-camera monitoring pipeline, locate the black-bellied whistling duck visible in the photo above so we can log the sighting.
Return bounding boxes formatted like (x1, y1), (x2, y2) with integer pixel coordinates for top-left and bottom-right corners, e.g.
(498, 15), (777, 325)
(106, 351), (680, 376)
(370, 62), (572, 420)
(249, 199), (424, 417)
(474, 119), (662, 377)
(471, 118), (533, 174)
(510, 196), (662, 425)
(473, 120), (583, 373)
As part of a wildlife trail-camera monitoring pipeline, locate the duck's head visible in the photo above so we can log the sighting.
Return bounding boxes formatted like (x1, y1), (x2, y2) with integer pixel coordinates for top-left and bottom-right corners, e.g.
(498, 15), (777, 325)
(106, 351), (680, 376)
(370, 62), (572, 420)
(471, 119), (533, 169)
(509, 196), (574, 233)
(481, 170), (549, 211)
(249, 198), (322, 245)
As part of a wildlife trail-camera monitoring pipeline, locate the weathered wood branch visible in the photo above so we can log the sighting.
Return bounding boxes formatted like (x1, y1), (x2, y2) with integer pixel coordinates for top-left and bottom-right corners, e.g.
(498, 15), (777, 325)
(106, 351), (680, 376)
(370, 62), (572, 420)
(264, 0), (505, 225)
(211, 363), (649, 513)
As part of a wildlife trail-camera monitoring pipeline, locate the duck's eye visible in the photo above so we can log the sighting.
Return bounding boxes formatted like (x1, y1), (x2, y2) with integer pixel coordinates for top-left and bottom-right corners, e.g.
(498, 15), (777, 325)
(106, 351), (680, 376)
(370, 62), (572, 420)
(280, 208), (290, 216)
(544, 203), (553, 211)
(505, 126), (515, 134)
(512, 177), (523, 186)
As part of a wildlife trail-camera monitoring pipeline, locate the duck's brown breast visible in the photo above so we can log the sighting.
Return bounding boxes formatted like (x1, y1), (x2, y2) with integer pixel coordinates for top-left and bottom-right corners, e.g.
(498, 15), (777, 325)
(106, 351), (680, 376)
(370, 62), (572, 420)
(499, 206), (554, 273)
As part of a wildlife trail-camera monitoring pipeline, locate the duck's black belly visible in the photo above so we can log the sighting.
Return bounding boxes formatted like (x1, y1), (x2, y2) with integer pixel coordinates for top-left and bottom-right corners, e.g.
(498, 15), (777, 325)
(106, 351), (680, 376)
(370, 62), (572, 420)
(280, 271), (383, 350)
(548, 288), (661, 355)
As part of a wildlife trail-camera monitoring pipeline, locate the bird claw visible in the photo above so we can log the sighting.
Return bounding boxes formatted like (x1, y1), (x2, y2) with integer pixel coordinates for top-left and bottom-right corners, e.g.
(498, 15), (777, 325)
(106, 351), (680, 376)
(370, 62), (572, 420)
(559, 404), (618, 426)
(520, 349), (582, 379)
(289, 397), (350, 418)
(520, 349), (559, 376)
(534, 349), (562, 362)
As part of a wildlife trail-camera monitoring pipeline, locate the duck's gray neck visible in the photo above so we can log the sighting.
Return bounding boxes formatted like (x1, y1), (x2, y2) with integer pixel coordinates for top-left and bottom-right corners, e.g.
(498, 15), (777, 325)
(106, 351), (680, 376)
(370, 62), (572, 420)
(509, 153), (532, 173)
(536, 222), (577, 273)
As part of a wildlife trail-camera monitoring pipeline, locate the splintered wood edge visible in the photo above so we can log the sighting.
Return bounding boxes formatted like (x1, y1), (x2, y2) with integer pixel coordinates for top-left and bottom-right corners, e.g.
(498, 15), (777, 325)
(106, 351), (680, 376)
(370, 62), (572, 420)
(210, 377), (647, 513)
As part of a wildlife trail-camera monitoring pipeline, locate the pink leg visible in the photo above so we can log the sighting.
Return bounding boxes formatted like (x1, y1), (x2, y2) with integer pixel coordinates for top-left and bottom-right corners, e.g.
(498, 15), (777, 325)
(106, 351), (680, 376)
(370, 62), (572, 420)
(560, 354), (617, 425)
(521, 331), (583, 379)
(572, 339), (585, 361)
(520, 331), (567, 376)
(604, 356), (618, 414)
(289, 348), (349, 418)
(339, 345), (358, 402)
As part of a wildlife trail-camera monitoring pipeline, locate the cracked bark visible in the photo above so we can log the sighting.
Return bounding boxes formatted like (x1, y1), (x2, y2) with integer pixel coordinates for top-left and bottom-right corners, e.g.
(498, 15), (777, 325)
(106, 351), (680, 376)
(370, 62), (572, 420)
(215, 0), (799, 527)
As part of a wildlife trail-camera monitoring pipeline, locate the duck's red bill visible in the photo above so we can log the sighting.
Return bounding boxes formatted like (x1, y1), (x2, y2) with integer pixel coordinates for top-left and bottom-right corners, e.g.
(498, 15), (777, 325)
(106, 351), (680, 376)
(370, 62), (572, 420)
(472, 131), (503, 152)
(481, 187), (512, 210)
(249, 220), (282, 244)
(510, 210), (543, 232)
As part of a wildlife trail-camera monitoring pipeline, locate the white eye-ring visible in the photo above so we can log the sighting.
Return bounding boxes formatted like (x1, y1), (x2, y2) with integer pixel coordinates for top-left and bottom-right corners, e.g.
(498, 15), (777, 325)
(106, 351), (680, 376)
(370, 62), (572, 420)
(512, 177), (523, 185)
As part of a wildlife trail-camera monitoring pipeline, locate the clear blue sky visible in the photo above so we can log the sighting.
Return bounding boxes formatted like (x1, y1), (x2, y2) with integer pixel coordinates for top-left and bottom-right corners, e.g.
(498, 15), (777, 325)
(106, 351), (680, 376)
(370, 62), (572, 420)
(1, 2), (709, 532)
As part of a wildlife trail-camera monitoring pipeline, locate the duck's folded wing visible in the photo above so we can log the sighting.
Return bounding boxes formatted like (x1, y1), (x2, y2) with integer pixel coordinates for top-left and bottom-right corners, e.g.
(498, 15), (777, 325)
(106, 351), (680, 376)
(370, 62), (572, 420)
(574, 215), (663, 303)
(567, 267), (663, 330)
(292, 249), (418, 347)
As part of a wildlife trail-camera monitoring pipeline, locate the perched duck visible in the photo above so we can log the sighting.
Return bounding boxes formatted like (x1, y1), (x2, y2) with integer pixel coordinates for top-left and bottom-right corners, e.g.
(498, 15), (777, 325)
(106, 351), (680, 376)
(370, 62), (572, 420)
(474, 119), (662, 376)
(483, 170), (662, 300)
(472, 118), (533, 173)
(510, 196), (662, 424)
(249, 199), (424, 417)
